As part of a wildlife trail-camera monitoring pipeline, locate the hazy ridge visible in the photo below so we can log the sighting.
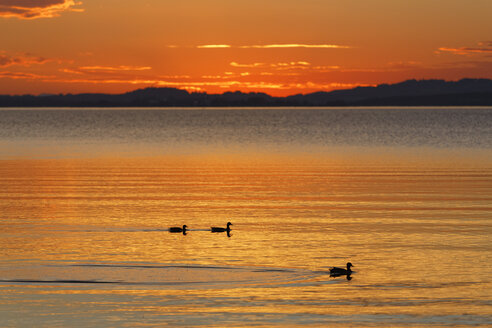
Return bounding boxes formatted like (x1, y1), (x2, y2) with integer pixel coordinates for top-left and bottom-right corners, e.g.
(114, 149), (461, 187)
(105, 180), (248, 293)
(1, 78), (492, 107)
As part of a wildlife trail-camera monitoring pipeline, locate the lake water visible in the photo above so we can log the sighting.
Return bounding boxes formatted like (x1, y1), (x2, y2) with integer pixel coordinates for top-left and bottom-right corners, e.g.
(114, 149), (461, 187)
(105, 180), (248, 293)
(1, 107), (491, 327)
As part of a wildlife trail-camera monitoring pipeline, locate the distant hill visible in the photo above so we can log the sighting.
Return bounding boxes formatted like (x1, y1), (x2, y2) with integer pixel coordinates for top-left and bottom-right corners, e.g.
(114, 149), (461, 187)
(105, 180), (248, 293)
(1, 78), (492, 107)
(287, 79), (492, 106)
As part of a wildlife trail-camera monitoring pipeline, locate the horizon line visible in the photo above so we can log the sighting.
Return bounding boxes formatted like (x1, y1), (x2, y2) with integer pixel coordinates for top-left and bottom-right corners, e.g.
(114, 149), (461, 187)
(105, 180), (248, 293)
(0, 77), (489, 97)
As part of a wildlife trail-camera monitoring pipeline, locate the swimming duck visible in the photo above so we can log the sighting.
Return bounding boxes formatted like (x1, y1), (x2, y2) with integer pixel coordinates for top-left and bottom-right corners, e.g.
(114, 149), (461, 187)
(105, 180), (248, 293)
(169, 225), (187, 233)
(211, 222), (232, 233)
(330, 262), (353, 276)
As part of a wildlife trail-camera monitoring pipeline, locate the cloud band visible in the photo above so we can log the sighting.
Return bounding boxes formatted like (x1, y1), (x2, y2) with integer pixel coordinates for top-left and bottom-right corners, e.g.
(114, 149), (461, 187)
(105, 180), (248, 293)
(0, 0), (83, 19)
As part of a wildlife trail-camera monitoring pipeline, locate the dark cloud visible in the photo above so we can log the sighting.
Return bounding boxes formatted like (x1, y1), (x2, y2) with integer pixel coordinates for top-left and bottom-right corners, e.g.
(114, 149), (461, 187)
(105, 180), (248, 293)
(437, 42), (492, 56)
(0, 71), (50, 79)
(0, 53), (49, 67)
(0, 0), (82, 19)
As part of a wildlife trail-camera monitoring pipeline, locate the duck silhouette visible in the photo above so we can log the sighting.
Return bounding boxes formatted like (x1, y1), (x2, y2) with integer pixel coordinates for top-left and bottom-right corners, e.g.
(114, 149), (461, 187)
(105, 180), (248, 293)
(211, 222), (232, 233)
(169, 225), (187, 234)
(330, 262), (353, 276)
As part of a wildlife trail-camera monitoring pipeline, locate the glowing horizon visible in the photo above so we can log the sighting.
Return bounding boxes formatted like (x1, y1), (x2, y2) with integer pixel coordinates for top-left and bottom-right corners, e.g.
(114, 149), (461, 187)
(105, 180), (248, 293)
(1, 0), (491, 96)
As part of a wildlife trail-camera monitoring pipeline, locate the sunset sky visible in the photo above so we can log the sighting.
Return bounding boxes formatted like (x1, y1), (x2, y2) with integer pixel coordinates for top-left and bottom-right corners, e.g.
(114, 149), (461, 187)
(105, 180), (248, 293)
(1, 0), (491, 96)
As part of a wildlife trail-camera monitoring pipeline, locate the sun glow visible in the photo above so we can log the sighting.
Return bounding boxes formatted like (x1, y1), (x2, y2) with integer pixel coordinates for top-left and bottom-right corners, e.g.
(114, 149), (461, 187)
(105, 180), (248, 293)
(0, 1), (490, 96)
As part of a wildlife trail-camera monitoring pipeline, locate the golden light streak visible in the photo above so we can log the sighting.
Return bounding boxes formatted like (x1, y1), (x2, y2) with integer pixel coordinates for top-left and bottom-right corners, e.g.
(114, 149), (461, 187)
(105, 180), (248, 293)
(230, 61), (312, 69)
(37, 75), (369, 92)
(197, 45), (232, 49)
(59, 68), (84, 75)
(0, 65), (376, 96)
(37, 77), (287, 90)
(78, 66), (152, 71)
(271, 62), (312, 70)
(190, 44), (350, 49)
(239, 44), (351, 49)
(0, 58), (384, 96)
(158, 75), (191, 79)
(230, 62), (265, 68)
(437, 42), (492, 55)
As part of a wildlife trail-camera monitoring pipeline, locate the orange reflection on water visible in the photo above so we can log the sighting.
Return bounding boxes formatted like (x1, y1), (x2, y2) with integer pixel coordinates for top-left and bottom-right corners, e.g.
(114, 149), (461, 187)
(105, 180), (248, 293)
(1, 152), (492, 327)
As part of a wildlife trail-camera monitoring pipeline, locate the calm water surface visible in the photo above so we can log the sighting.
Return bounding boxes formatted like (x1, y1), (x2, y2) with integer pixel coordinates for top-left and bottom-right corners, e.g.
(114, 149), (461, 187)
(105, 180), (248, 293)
(0, 108), (491, 327)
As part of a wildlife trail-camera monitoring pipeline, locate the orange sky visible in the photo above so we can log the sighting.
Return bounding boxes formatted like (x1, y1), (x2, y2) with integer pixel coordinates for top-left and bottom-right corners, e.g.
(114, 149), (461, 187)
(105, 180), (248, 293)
(1, 0), (491, 96)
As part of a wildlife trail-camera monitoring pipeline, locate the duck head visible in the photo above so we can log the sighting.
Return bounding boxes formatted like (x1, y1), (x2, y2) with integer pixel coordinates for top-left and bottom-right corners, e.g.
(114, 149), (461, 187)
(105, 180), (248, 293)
(346, 262), (353, 270)
(182, 225), (188, 230)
